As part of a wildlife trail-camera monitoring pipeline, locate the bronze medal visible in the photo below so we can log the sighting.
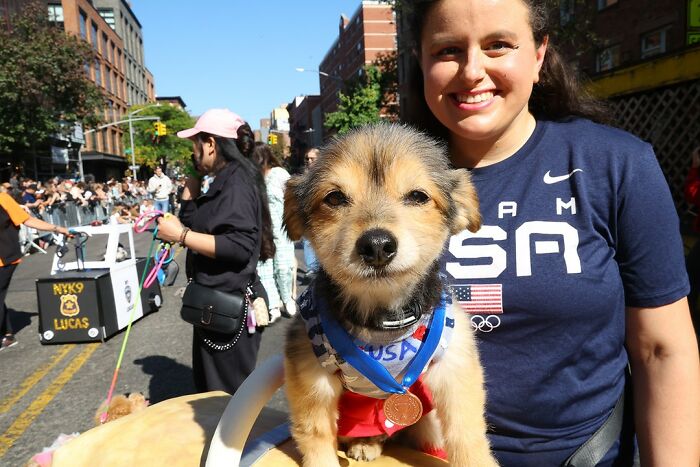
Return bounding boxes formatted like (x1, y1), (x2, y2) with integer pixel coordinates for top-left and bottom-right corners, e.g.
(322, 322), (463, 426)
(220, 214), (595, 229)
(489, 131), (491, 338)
(383, 392), (423, 426)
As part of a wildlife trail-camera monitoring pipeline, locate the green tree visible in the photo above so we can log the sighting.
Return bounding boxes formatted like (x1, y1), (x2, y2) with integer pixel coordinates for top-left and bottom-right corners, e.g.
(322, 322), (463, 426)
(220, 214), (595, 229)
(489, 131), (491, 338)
(0, 1), (104, 156)
(373, 50), (399, 120)
(124, 104), (196, 172)
(324, 65), (383, 135)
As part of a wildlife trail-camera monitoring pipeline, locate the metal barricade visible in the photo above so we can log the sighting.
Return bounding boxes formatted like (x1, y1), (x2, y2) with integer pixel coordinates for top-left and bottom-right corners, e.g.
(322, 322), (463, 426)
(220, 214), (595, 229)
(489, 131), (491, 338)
(17, 199), (129, 255)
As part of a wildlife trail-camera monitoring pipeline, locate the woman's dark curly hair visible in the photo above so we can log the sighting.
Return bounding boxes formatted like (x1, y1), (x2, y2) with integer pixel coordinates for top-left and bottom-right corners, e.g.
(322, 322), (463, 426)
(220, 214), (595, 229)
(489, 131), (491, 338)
(401, 0), (610, 141)
(195, 122), (276, 261)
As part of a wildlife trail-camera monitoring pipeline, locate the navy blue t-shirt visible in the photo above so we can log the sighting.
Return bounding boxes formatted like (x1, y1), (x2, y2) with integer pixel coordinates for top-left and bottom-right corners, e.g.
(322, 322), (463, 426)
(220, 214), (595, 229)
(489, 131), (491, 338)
(440, 119), (689, 465)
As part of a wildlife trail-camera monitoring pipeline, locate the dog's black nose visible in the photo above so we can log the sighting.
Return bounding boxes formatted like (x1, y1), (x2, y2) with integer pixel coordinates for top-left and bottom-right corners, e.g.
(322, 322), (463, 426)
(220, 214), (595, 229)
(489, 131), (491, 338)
(356, 228), (397, 267)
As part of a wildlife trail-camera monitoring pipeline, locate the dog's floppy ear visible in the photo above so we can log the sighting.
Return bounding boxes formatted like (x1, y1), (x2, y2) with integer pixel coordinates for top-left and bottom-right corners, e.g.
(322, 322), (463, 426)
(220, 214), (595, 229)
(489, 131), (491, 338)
(283, 175), (305, 241)
(450, 170), (482, 234)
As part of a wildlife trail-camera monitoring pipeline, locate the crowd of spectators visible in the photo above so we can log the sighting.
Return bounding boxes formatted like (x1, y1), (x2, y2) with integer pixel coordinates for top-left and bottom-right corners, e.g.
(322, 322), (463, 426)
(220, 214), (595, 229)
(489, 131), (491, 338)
(1, 172), (185, 246)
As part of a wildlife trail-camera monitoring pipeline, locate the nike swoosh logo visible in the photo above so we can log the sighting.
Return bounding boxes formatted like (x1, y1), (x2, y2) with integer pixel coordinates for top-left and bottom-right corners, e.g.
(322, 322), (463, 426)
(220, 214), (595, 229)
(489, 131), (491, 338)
(543, 169), (582, 184)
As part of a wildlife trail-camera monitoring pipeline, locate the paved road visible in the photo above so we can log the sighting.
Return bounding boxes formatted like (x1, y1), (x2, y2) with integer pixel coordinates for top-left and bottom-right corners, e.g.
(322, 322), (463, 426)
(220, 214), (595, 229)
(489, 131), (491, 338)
(0, 230), (305, 466)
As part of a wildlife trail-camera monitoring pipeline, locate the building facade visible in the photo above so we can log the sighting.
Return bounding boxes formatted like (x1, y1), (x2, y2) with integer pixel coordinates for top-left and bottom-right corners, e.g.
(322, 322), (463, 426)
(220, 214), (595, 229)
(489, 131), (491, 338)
(93, 0), (153, 107)
(559, 0), (697, 75)
(318, 0), (396, 138)
(55, 0), (128, 180)
(287, 95), (322, 172)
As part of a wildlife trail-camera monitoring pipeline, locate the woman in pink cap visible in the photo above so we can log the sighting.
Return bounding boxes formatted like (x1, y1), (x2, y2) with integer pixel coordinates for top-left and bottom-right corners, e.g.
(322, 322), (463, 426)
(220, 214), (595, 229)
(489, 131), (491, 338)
(156, 108), (275, 395)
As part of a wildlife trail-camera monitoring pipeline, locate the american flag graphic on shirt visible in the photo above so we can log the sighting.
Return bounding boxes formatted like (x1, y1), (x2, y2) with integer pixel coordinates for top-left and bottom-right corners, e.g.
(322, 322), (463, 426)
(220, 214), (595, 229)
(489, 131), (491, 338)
(452, 284), (503, 314)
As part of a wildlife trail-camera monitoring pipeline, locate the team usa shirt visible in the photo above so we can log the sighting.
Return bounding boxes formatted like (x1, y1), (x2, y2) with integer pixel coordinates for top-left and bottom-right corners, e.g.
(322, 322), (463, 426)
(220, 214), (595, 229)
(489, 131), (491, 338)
(440, 119), (689, 465)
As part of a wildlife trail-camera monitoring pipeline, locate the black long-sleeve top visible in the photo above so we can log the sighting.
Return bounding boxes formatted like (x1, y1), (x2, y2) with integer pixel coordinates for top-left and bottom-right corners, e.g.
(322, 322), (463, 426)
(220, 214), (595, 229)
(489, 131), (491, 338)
(179, 160), (262, 294)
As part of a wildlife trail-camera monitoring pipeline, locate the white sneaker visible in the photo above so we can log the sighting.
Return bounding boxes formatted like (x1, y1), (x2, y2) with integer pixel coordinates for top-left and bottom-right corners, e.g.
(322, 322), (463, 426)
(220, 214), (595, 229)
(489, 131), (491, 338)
(284, 299), (297, 317)
(269, 307), (282, 323)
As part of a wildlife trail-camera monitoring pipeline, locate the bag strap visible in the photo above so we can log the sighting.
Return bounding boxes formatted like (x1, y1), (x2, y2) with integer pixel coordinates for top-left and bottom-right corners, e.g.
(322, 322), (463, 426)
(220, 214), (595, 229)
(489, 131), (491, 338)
(562, 390), (625, 467)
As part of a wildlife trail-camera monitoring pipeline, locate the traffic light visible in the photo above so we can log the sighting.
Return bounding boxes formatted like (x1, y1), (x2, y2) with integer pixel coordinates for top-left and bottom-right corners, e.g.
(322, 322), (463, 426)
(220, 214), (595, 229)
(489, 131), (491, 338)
(152, 122), (167, 141)
(267, 133), (278, 145)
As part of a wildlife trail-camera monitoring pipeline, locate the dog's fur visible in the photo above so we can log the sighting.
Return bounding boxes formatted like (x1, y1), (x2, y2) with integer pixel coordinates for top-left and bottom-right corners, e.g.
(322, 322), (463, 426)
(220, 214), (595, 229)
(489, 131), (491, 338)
(93, 392), (149, 425)
(283, 123), (497, 466)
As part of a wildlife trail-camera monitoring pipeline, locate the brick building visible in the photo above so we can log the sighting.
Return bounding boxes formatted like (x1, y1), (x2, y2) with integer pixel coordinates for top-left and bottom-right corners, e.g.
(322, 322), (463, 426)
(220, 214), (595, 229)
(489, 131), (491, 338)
(93, 0), (154, 106)
(287, 94), (322, 172)
(317, 1), (396, 133)
(560, 0), (697, 75)
(61, 0), (128, 159)
(2, 0), (134, 179)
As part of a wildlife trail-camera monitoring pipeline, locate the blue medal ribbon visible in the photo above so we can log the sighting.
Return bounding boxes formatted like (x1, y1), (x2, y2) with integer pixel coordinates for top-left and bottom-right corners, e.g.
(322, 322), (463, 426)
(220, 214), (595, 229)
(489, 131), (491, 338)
(319, 291), (448, 395)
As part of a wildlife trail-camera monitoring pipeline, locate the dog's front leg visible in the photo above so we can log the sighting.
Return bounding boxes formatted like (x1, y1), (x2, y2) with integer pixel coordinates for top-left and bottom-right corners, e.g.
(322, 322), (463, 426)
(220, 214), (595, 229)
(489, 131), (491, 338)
(284, 351), (343, 466)
(425, 309), (498, 466)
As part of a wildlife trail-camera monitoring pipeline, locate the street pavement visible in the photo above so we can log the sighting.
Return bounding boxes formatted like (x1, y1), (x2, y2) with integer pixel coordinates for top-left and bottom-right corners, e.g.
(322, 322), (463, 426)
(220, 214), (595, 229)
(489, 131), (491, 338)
(0, 230), (304, 466)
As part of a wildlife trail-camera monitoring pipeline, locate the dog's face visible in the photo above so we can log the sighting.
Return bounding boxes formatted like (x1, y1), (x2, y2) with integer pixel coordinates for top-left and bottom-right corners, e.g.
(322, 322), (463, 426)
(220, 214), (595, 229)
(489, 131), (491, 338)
(284, 124), (480, 309)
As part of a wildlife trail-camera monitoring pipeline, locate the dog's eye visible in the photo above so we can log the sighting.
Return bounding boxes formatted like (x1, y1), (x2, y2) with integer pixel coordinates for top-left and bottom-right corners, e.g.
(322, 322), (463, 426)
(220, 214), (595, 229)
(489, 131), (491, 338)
(404, 190), (430, 205)
(323, 190), (349, 207)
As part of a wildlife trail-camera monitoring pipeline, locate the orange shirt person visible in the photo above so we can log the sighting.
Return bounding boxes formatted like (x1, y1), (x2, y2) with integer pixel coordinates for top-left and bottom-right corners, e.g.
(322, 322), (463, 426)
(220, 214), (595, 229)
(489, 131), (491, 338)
(0, 191), (71, 350)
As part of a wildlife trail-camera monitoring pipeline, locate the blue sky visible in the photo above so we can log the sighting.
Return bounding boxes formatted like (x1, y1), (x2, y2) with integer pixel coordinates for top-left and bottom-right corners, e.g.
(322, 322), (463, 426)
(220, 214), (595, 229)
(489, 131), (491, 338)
(129, 1), (363, 129)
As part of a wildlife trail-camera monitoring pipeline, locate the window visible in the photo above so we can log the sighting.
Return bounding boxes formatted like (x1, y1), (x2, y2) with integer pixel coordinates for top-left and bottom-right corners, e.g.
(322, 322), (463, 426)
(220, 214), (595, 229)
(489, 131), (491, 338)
(105, 66), (112, 92)
(47, 4), (63, 26)
(91, 22), (98, 50)
(94, 59), (102, 86)
(641, 27), (668, 58)
(110, 130), (117, 155)
(596, 44), (620, 72)
(597, 0), (618, 10)
(79, 10), (87, 39)
(84, 61), (91, 78)
(102, 33), (108, 57)
(559, 0), (574, 25)
(98, 8), (115, 30)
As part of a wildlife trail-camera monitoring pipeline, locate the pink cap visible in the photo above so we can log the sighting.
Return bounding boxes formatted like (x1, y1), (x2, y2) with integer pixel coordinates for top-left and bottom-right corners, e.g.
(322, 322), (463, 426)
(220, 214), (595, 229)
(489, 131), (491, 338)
(176, 108), (245, 139)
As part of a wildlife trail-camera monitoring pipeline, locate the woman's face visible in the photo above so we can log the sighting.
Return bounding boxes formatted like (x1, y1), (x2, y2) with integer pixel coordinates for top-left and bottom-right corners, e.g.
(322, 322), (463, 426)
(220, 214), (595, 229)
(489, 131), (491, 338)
(420, 0), (547, 153)
(191, 136), (216, 174)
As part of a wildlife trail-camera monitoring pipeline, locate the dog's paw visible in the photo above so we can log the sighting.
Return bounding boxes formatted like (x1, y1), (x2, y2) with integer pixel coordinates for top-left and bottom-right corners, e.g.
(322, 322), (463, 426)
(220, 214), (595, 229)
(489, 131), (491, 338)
(345, 436), (385, 462)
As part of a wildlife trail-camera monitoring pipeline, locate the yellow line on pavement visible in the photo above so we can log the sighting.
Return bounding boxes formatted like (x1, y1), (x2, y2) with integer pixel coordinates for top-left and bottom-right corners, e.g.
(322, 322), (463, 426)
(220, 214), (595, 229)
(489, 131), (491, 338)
(0, 343), (99, 458)
(0, 344), (76, 414)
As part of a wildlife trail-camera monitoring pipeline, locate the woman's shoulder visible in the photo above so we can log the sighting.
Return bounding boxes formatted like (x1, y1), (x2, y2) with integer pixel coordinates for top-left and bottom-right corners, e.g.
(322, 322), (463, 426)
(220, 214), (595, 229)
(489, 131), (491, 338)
(544, 118), (650, 151)
(269, 166), (291, 180)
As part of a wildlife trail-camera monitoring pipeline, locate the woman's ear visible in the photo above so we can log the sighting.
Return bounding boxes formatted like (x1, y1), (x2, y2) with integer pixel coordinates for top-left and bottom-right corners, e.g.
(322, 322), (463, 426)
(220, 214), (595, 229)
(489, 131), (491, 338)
(204, 136), (217, 156)
(533, 35), (549, 84)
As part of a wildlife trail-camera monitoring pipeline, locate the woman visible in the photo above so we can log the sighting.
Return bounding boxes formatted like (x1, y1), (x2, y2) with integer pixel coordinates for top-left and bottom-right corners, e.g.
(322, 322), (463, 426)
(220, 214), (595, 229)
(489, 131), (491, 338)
(156, 108), (275, 395)
(402, 0), (699, 465)
(0, 186), (72, 350)
(252, 142), (297, 321)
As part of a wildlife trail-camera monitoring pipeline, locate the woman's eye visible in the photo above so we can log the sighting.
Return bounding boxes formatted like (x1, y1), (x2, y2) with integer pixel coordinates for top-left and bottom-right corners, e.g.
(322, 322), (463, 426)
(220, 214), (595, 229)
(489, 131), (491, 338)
(404, 190), (430, 205)
(484, 41), (515, 54)
(323, 190), (349, 207)
(435, 46), (461, 57)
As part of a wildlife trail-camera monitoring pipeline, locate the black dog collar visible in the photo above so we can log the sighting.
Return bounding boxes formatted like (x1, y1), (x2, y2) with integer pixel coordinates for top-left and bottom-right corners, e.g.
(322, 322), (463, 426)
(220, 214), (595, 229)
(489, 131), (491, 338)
(380, 301), (422, 329)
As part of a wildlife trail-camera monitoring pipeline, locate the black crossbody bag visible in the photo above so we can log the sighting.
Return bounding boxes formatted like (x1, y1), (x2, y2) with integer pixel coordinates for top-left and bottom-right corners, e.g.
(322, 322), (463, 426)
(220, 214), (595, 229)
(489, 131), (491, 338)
(180, 281), (249, 335)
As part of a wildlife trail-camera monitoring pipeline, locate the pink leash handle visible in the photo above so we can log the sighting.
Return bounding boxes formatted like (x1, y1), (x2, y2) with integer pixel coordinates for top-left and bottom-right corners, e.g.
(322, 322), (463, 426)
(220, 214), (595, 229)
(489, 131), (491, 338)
(143, 246), (169, 288)
(133, 209), (165, 233)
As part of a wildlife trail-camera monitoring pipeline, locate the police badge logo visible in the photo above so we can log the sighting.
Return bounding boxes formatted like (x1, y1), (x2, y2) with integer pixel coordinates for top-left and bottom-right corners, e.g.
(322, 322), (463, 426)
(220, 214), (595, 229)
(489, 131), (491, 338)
(125, 281), (132, 304)
(60, 294), (80, 317)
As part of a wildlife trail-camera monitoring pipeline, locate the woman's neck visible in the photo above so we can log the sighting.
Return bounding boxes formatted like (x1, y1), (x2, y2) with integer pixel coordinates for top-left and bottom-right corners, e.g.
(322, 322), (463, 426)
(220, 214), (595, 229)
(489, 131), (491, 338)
(449, 112), (537, 169)
(209, 156), (229, 175)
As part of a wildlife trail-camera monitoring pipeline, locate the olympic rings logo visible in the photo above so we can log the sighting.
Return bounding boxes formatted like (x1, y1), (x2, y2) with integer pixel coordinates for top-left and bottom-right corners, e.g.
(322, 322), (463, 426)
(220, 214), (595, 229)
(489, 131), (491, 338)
(471, 315), (501, 332)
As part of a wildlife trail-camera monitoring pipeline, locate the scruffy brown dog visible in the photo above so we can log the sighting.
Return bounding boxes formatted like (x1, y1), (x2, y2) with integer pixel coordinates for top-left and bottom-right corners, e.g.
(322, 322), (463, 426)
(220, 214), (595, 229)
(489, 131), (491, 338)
(283, 123), (497, 466)
(94, 392), (149, 425)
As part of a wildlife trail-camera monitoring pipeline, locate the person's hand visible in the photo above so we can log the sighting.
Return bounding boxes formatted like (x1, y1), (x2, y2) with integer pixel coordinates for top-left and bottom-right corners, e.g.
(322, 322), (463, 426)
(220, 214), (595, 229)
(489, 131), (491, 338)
(692, 147), (700, 169)
(56, 226), (74, 238)
(156, 213), (184, 244)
